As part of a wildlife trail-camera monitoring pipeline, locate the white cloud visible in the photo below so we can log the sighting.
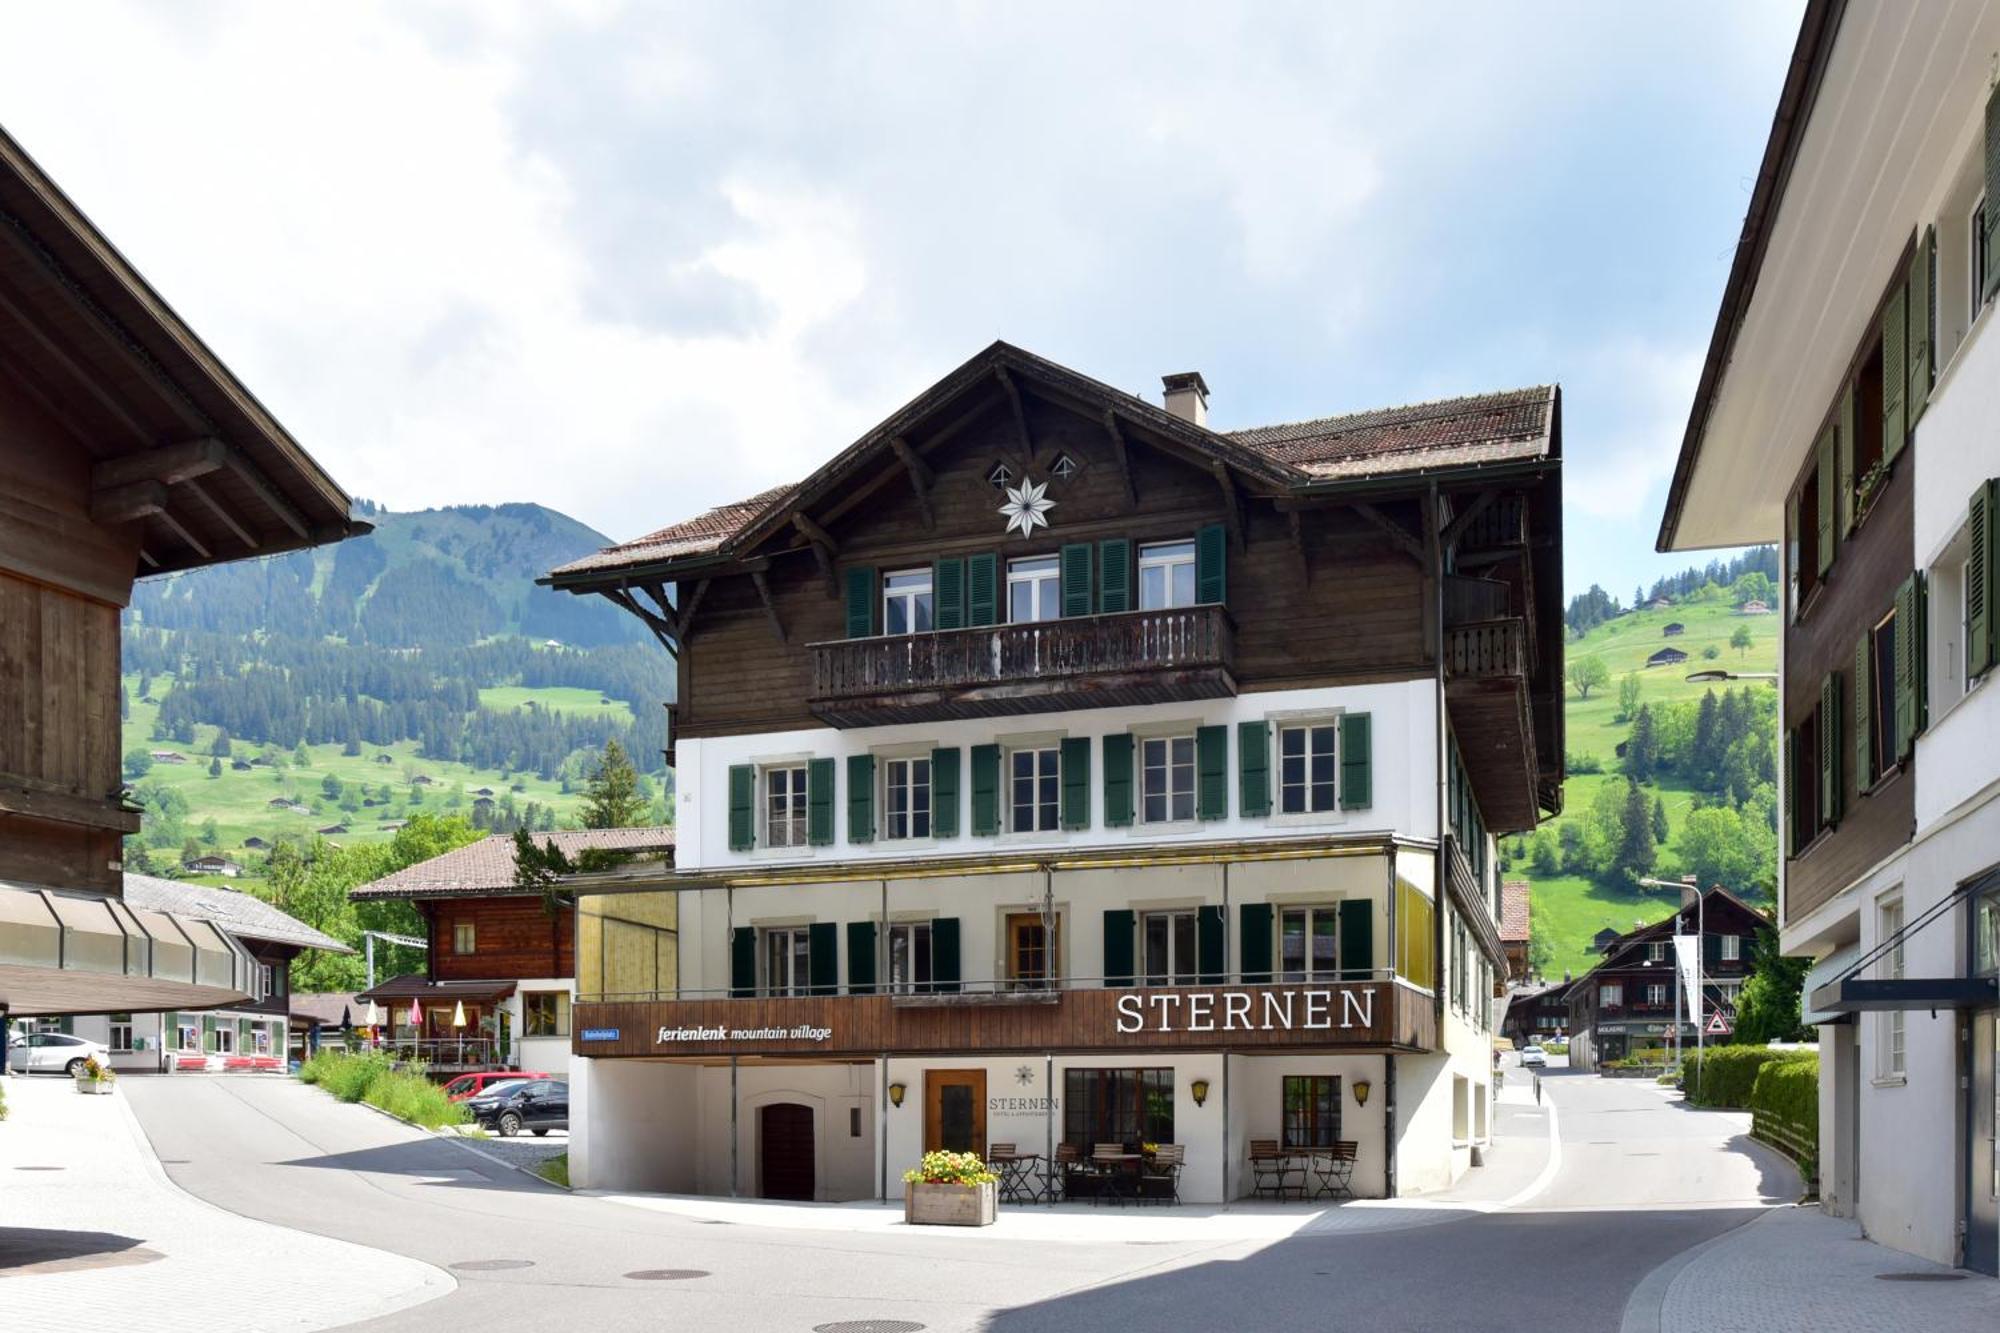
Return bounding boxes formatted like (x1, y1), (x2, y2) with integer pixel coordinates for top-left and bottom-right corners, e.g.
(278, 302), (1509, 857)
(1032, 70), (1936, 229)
(1562, 340), (1705, 522)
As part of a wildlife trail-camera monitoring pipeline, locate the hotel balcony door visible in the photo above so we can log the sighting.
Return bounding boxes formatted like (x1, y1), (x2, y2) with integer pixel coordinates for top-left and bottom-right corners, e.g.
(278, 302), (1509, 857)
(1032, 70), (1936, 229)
(925, 1069), (986, 1154)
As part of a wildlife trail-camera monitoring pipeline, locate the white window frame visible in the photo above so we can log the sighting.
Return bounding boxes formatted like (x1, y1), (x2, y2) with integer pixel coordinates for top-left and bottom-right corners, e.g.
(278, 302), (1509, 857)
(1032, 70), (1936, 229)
(108, 1015), (133, 1052)
(452, 922), (476, 955)
(1646, 982), (1668, 1007)
(887, 920), (935, 994)
(1275, 720), (1339, 815)
(1600, 982), (1624, 1008)
(1878, 896), (1906, 1082)
(882, 568), (934, 636)
(1007, 554), (1061, 624)
(1007, 745), (1061, 834)
(1139, 733), (1197, 825)
(1277, 904), (1341, 984)
(1646, 940), (1667, 963)
(1137, 539), (1197, 611)
(522, 989), (571, 1038)
(1719, 934), (1741, 963)
(763, 926), (813, 998)
(177, 1020), (200, 1052)
(762, 762), (809, 849)
(880, 755), (933, 842)
(1141, 909), (1198, 986)
(1971, 194), (1988, 325)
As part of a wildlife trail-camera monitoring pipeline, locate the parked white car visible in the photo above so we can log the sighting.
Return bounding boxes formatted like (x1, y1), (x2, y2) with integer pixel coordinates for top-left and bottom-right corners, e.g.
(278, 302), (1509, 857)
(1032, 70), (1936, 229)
(7, 1031), (108, 1076)
(1519, 1045), (1548, 1068)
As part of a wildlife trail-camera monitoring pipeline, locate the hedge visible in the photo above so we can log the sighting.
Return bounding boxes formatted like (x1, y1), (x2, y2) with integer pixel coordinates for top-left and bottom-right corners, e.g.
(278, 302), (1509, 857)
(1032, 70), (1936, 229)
(298, 1049), (468, 1130)
(1749, 1052), (1819, 1183)
(1682, 1045), (1812, 1109)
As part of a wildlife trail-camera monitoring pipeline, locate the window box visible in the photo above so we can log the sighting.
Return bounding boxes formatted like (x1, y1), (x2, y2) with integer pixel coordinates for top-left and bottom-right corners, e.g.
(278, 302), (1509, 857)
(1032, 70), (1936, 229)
(903, 1179), (997, 1226)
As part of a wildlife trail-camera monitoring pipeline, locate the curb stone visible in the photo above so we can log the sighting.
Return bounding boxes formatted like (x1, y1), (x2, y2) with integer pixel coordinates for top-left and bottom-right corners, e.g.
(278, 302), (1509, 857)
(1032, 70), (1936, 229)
(306, 1081), (571, 1191)
(1619, 1206), (1791, 1333)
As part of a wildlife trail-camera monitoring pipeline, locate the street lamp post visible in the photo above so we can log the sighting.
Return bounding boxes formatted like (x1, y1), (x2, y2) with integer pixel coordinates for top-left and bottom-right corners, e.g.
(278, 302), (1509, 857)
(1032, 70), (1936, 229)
(1640, 874), (1704, 1092)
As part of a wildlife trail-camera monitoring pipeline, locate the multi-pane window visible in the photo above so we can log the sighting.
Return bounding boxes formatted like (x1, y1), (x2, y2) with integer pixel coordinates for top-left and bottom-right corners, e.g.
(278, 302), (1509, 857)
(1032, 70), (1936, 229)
(1282, 1075), (1342, 1149)
(1063, 1067), (1173, 1149)
(1720, 934), (1741, 963)
(1881, 898), (1906, 1078)
(523, 990), (570, 1037)
(1007, 912), (1058, 989)
(763, 927), (812, 997)
(1646, 941), (1667, 963)
(1645, 983), (1668, 1007)
(882, 568), (934, 635)
(1141, 910), (1197, 986)
(1008, 554), (1061, 623)
(1010, 747), (1060, 833)
(1138, 540), (1196, 610)
(1140, 735), (1196, 823)
(108, 1015), (133, 1052)
(453, 922), (476, 955)
(1277, 723), (1338, 814)
(177, 1020), (199, 1051)
(883, 756), (932, 841)
(888, 921), (934, 994)
(764, 764), (808, 848)
(1278, 906), (1340, 983)
(1600, 982), (1624, 1008)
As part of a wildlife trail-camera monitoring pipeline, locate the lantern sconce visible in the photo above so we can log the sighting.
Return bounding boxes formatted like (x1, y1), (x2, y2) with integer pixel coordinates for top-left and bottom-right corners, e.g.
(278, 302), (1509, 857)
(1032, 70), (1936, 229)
(1190, 1077), (1211, 1107)
(888, 1081), (907, 1108)
(1353, 1080), (1372, 1107)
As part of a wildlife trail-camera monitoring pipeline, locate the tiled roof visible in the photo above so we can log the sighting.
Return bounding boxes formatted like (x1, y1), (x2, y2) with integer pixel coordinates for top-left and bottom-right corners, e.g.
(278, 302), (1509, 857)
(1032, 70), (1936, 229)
(348, 827), (676, 901)
(1500, 879), (1532, 942)
(290, 991), (361, 1025)
(548, 486), (793, 578)
(1226, 386), (1555, 480)
(122, 873), (352, 953)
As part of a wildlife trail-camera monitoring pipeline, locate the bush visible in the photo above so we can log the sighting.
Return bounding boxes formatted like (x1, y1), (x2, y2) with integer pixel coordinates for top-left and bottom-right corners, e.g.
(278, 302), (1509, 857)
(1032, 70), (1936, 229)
(296, 1049), (466, 1130)
(1684, 1044), (1814, 1108)
(1749, 1051), (1819, 1179)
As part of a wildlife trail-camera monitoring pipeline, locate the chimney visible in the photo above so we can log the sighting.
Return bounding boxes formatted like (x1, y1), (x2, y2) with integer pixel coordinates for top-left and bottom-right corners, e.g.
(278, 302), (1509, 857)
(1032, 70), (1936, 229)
(1162, 371), (1210, 427)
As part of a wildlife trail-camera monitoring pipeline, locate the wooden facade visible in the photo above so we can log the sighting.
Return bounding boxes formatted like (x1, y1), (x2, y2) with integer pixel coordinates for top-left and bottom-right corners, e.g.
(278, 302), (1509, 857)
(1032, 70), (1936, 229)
(421, 895), (574, 984)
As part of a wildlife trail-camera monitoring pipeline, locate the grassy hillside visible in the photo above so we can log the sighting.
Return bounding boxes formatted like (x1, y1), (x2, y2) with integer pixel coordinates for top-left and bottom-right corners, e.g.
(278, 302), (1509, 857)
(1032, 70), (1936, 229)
(1524, 593), (1779, 980)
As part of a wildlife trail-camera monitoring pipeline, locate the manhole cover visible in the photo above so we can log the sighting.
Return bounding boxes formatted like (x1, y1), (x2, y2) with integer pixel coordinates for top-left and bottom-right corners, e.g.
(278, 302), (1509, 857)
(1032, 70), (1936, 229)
(626, 1269), (709, 1280)
(812, 1323), (926, 1333)
(450, 1259), (535, 1272)
(15, 1166), (65, 1171)
(1876, 1272), (1967, 1282)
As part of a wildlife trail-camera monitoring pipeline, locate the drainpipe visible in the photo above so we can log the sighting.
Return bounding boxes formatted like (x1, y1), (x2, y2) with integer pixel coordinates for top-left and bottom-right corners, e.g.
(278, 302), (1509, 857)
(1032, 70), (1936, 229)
(1430, 481), (1448, 1043)
(1384, 1054), (1397, 1197)
(730, 1054), (740, 1199)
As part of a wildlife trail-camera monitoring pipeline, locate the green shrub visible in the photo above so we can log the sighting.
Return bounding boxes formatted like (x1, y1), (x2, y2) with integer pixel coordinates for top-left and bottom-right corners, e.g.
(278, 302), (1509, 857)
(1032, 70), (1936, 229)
(1684, 1045), (1813, 1108)
(0, 1082), (8, 1121)
(1749, 1051), (1819, 1180)
(535, 1152), (570, 1188)
(295, 1050), (466, 1130)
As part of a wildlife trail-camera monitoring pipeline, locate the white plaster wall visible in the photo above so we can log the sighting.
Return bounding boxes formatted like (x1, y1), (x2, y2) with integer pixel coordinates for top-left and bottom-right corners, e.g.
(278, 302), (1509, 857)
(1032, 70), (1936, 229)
(677, 680), (1439, 871)
(690, 1061), (876, 1201)
(1230, 1053), (1389, 1199)
(571, 1058), (698, 1193)
(507, 975), (577, 1081)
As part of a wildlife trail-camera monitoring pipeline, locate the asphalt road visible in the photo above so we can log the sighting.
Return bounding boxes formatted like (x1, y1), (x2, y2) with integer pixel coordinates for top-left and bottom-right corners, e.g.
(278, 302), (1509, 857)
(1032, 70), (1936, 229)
(122, 1055), (1798, 1333)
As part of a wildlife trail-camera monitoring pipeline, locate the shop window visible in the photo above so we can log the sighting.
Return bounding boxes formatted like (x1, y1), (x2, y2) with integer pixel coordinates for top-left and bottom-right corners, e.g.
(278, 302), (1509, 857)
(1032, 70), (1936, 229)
(763, 763), (809, 849)
(1281, 1075), (1342, 1149)
(888, 921), (934, 994)
(883, 568), (934, 635)
(1063, 1067), (1173, 1149)
(1141, 910), (1197, 986)
(1006, 912), (1058, 990)
(763, 927), (813, 998)
(1140, 734), (1196, 824)
(523, 990), (571, 1038)
(1008, 554), (1061, 623)
(1137, 540), (1196, 611)
(882, 756), (932, 841)
(1009, 746), (1060, 833)
(452, 922), (476, 955)
(1276, 722), (1337, 814)
(109, 1015), (133, 1052)
(1278, 905), (1340, 983)
(1976, 882), (2000, 978)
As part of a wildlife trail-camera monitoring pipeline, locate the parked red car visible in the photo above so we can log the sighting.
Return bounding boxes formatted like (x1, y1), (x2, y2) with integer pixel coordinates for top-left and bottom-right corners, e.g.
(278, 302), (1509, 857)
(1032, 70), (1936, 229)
(442, 1070), (548, 1102)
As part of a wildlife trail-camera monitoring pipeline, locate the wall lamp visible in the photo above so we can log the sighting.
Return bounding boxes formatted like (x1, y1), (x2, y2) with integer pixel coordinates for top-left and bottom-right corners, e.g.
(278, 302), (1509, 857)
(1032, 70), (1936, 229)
(1190, 1077), (1210, 1107)
(887, 1081), (906, 1108)
(1353, 1080), (1372, 1107)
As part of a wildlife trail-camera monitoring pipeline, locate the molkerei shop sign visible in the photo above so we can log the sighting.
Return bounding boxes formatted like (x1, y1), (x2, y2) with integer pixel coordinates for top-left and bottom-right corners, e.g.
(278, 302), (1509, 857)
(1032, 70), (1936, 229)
(573, 980), (1437, 1059)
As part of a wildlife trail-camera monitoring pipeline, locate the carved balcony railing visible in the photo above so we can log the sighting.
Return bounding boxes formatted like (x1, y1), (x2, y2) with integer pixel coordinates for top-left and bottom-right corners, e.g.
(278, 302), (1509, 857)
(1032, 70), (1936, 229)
(808, 605), (1236, 727)
(1443, 617), (1528, 681)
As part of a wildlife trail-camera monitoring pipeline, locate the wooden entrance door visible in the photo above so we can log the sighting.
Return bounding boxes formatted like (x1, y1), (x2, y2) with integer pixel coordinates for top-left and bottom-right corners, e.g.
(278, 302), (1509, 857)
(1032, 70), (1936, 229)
(924, 1069), (986, 1154)
(759, 1103), (816, 1201)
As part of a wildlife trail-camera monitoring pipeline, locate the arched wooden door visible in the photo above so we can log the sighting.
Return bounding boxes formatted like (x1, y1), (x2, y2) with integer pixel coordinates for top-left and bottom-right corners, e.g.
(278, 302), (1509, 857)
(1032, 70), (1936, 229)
(759, 1103), (815, 1201)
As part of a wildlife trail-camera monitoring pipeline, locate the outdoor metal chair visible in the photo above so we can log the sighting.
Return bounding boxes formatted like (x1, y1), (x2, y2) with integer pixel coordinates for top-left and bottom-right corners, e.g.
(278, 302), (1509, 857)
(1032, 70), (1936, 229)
(1052, 1142), (1084, 1202)
(1249, 1138), (1303, 1200)
(1139, 1143), (1184, 1205)
(1092, 1142), (1135, 1206)
(1310, 1141), (1359, 1200)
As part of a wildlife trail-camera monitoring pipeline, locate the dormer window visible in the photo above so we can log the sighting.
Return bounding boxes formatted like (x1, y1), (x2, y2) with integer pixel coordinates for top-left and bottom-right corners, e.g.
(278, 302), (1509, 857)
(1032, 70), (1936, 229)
(987, 461), (1014, 491)
(1051, 452), (1079, 479)
(882, 569), (934, 635)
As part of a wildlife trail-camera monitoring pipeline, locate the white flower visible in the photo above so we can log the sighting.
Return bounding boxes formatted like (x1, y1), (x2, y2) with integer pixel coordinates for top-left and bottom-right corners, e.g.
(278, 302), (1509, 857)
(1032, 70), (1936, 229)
(998, 477), (1054, 537)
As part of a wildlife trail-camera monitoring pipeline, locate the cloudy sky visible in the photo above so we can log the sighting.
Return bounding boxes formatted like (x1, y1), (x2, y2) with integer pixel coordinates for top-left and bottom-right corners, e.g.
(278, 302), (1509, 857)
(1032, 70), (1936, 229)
(3, 1), (1800, 604)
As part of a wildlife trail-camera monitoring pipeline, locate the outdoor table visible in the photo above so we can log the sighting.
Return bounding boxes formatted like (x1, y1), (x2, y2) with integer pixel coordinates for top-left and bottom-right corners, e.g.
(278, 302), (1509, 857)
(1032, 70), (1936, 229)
(991, 1152), (1047, 1205)
(1092, 1153), (1142, 1205)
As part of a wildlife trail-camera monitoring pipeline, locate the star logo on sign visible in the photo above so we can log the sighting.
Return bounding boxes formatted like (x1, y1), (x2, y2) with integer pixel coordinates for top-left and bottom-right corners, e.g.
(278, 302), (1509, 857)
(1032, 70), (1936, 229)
(1015, 1065), (1035, 1086)
(998, 477), (1054, 538)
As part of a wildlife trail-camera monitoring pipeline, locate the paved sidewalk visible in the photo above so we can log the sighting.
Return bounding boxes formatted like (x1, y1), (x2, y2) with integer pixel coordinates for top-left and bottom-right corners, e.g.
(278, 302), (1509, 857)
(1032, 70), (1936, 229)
(1626, 1204), (2000, 1332)
(0, 1074), (452, 1331)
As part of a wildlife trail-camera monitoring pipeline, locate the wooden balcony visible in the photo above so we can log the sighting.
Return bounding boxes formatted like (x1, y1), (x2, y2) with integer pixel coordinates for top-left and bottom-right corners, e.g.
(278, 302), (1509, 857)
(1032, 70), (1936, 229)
(808, 605), (1236, 728)
(1443, 617), (1542, 834)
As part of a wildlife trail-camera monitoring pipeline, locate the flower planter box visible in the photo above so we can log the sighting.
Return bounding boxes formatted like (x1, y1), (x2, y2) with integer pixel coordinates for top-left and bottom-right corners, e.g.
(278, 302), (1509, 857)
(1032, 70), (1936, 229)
(903, 1179), (997, 1227)
(74, 1078), (115, 1095)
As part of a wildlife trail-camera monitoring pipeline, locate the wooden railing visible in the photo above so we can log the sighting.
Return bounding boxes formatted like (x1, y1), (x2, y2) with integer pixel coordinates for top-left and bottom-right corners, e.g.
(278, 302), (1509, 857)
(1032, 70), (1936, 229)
(1442, 618), (1527, 681)
(811, 605), (1234, 702)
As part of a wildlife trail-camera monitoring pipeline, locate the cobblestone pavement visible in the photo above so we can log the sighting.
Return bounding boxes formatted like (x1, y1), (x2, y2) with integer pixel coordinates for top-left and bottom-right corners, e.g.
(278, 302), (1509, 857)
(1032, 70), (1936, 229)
(0, 1073), (451, 1332)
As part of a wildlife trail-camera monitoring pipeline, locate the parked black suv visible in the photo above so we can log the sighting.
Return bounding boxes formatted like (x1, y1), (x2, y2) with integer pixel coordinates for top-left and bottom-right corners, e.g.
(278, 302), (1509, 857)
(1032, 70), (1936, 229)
(466, 1078), (568, 1137)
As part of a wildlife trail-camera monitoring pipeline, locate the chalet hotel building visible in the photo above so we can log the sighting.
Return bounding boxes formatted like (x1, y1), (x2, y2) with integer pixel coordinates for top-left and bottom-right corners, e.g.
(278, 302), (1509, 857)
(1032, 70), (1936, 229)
(545, 343), (1563, 1203)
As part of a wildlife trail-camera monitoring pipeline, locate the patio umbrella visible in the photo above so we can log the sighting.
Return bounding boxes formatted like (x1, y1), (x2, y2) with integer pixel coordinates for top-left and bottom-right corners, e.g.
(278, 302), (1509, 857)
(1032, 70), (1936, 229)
(451, 1000), (466, 1028)
(338, 1004), (352, 1030)
(367, 1001), (383, 1027)
(407, 996), (422, 1027)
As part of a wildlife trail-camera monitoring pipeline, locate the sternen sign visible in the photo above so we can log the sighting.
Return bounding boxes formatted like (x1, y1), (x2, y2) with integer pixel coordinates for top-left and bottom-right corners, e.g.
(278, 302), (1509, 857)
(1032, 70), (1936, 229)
(1113, 984), (1375, 1034)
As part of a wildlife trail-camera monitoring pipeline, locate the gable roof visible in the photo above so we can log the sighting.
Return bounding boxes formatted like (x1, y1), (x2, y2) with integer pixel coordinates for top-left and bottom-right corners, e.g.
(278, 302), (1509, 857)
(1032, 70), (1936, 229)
(348, 827), (676, 901)
(1500, 879), (1532, 943)
(122, 872), (351, 953)
(546, 341), (1558, 588)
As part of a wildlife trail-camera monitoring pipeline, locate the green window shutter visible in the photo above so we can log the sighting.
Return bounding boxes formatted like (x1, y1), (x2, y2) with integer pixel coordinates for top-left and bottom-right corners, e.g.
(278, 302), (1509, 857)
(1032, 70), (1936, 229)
(731, 927), (756, 997)
(932, 917), (961, 993)
(969, 744), (1000, 836)
(727, 764), (756, 851)
(844, 566), (877, 638)
(967, 552), (999, 627)
(1986, 83), (2000, 301)
(1970, 482), (1996, 679)
(1060, 736), (1091, 831)
(1060, 542), (1094, 618)
(933, 557), (966, 631)
(807, 758), (836, 847)
(1786, 493), (1802, 622)
(808, 922), (838, 995)
(931, 747), (960, 838)
(1837, 381), (1856, 537)
(1853, 633), (1873, 793)
(1197, 905), (1226, 984)
(1340, 712), (1373, 809)
(1893, 573), (1923, 764)
(1098, 538), (1132, 614)
(1239, 902), (1273, 984)
(1103, 909), (1135, 987)
(1819, 673), (1841, 827)
(1196, 725), (1228, 820)
(1195, 523), (1227, 605)
(1237, 720), (1270, 817)
(1102, 733), (1134, 828)
(847, 754), (875, 844)
(1339, 900), (1374, 981)
(1882, 279), (1908, 466)
(1815, 425), (1836, 577)
(1909, 226), (1935, 428)
(847, 921), (877, 995)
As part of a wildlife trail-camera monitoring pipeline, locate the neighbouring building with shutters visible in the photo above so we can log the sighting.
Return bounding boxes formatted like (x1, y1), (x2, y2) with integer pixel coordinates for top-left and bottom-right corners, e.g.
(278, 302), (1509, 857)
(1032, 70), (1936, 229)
(1657, 1), (2000, 1273)
(540, 341), (1563, 1204)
